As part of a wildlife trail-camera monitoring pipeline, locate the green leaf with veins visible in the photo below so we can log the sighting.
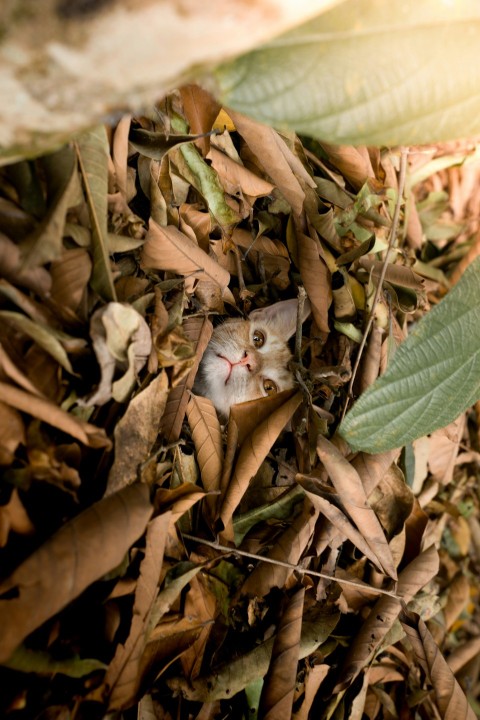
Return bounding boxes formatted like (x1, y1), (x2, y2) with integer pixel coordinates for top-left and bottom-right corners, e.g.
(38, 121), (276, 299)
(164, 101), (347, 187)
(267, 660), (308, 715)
(339, 257), (480, 453)
(212, 0), (480, 147)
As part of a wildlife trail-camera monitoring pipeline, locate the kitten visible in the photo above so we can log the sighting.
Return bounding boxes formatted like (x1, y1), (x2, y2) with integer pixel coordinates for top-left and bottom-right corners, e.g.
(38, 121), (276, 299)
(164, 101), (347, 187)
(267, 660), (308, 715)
(194, 298), (310, 417)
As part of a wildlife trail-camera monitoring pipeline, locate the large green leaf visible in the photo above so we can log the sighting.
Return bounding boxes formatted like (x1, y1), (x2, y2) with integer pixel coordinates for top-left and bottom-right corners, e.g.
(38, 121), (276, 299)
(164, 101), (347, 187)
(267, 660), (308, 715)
(339, 257), (480, 454)
(212, 0), (480, 146)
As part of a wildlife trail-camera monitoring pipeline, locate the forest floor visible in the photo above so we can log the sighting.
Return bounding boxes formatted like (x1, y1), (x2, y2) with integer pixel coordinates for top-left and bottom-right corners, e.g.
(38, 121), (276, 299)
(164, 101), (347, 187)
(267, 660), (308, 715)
(0, 85), (479, 719)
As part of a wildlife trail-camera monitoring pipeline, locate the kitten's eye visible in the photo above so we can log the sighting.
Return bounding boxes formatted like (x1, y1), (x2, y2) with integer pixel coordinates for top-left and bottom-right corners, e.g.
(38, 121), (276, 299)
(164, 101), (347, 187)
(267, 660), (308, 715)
(263, 378), (278, 396)
(252, 329), (265, 348)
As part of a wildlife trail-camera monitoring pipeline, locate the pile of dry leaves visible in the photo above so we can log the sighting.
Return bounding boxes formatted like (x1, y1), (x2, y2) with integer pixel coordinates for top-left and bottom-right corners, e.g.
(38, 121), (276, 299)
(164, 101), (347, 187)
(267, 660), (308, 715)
(0, 84), (479, 719)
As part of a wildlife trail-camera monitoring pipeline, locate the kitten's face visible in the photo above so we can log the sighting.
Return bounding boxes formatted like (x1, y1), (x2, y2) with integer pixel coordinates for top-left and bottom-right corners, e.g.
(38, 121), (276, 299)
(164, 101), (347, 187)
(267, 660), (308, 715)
(195, 299), (309, 418)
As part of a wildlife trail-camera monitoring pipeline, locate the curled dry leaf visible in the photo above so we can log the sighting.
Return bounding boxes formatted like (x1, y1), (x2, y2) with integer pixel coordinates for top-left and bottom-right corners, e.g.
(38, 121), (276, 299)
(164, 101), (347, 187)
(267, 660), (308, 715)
(186, 393), (223, 524)
(111, 114), (132, 204)
(75, 126), (117, 302)
(107, 371), (169, 495)
(208, 146), (275, 199)
(0, 381), (110, 448)
(297, 232), (331, 334)
(106, 512), (171, 711)
(352, 448), (402, 496)
(160, 316), (213, 443)
(218, 391), (303, 538)
(337, 544), (440, 691)
(0, 483), (153, 663)
(319, 144), (376, 191)
(227, 110), (307, 216)
(259, 587), (305, 719)
(141, 219), (230, 291)
(298, 478), (389, 574)
(180, 572), (217, 679)
(85, 302), (152, 406)
(358, 257), (426, 292)
(316, 435), (397, 579)
(399, 609), (477, 720)
(179, 203), (212, 253)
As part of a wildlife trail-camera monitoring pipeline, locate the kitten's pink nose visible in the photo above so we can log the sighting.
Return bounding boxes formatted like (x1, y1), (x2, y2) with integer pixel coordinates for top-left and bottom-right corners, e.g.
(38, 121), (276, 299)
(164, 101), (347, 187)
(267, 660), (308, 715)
(237, 352), (256, 371)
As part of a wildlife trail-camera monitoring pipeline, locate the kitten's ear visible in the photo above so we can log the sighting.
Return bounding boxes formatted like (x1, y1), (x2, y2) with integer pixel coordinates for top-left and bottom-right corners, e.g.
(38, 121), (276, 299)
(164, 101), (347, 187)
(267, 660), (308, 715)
(249, 297), (311, 339)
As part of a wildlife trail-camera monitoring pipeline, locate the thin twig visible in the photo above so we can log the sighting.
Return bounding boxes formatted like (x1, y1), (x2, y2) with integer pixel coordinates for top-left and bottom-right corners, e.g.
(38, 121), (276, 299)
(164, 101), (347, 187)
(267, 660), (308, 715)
(181, 533), (401, 601)
(295, 286), (307, 364)
(341, 148), (409, 421)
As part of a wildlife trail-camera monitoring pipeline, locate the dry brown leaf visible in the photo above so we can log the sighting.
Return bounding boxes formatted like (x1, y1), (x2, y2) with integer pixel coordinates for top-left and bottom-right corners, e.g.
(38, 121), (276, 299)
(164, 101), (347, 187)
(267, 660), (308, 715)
(228, 110), (306, 216)
(428, 415), (465, 485)
(447, 636), (480, 675)
(85, 302), (152, 406)
(0, 483), (152, 662)
(0, 343), (44, 396)
(259, 586), (304, 719)
(0, 488), (34, 547)
(352, 448), (401, 496)
(141, 219), (230, 291)
(298, 478), (388, 574)
(186, 393), (223, 524)
(208, 146), (275, 198)
(0, 381), (110, 448)
(180, 84), (221, 157)
(49, 248), (92, 314)
(317, 435), (397, 579)
(140, 615), (206, 684)
(218, 391), (303, 538)
(180, 572), (217, 680)
(106, 512), (171, 711)
(155, 483), (205, 526)
(358, 257), (426, 292)
(179, 203), (212, 254)
(160, 316), (212, 443)
(0, 232), (51, 296)
(0, 400), (25, 465)
(19, 146), (79, 269)
(368, 464), (414, 538)
(107, 371), (169, 495)
(233, 227), (289, 259)
(399, 609), (477, 720)
(319, 144), (376, 191)
(241, 497), (318, 597)
(112, 114), (132, 203)
(297, 232), (330, 334)
(218, 390), (298, 520)
(337, 544), (440, 691)
(168, 603), (338, 702)
(443, 572), (470, 632)
(293, 664), (330, 720)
